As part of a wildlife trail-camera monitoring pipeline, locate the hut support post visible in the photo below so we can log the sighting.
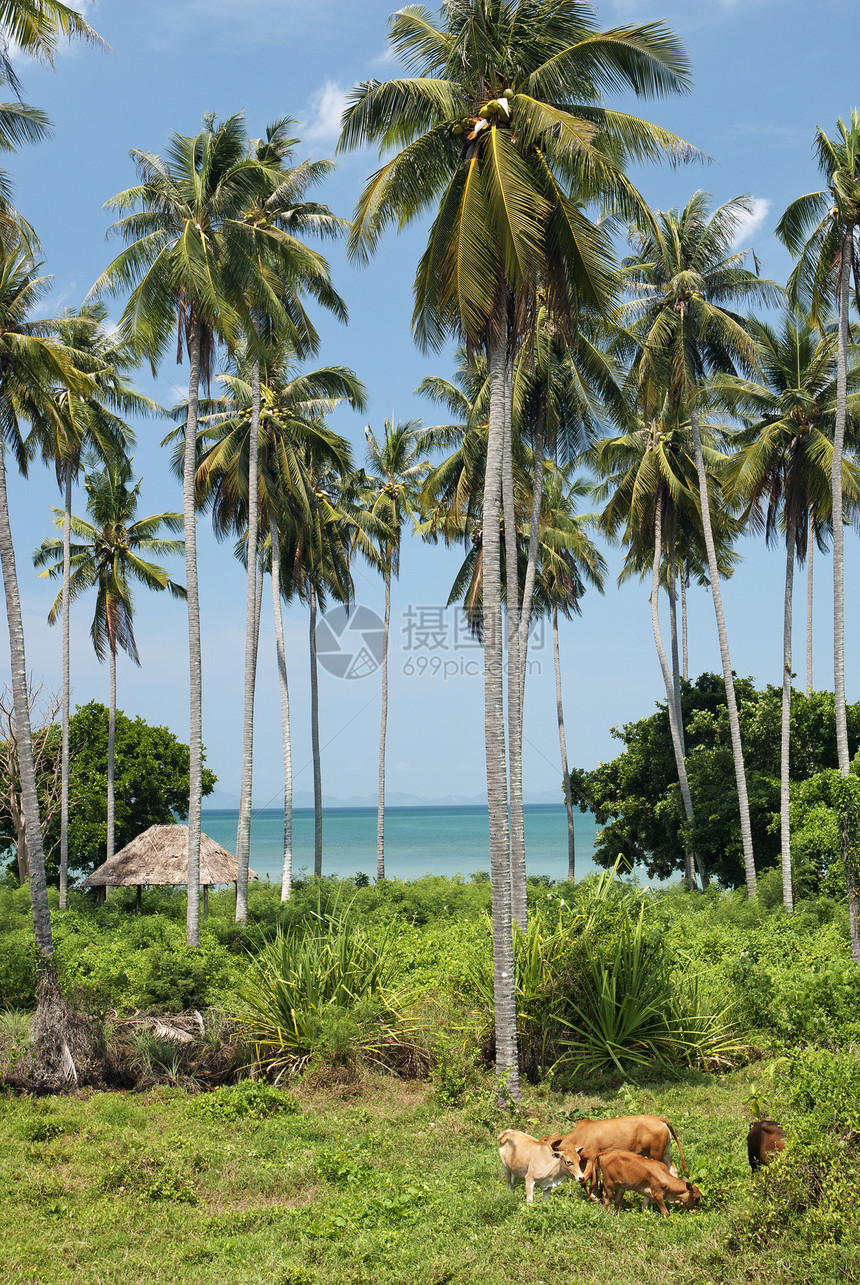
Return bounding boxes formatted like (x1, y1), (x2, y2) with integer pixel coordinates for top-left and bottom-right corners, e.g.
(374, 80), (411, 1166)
(136, 885), (142, 914)
(97, 886), (106, 905)
(203, 884), (209, 921)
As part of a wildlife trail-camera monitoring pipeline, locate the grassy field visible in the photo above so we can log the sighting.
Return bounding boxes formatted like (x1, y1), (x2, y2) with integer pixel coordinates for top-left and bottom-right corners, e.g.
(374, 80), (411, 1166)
(3, 1063), (857, 1285)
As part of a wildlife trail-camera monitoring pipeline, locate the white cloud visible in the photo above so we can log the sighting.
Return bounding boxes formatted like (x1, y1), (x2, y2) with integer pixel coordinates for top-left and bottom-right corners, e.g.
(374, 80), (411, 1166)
(300, 80), (348, 145)
(730, 197), (772, 249)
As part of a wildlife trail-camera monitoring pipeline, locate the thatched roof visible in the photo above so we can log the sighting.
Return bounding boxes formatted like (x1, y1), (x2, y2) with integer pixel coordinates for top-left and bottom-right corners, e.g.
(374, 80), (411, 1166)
(82, 824), (258, 888)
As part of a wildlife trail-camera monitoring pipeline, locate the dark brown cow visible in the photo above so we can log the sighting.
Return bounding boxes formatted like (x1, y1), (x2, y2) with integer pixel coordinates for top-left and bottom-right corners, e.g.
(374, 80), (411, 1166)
(592, 1148), (701, 1216)
(747, 1119), (786, 1172)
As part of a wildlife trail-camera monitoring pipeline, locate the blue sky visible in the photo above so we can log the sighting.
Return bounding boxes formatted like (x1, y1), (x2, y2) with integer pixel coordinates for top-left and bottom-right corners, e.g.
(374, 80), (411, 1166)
(2, 0), (859, 807)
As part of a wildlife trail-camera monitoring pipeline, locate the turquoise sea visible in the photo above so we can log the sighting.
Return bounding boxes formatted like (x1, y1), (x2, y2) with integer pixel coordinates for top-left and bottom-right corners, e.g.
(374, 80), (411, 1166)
(200, 804), (607, 886)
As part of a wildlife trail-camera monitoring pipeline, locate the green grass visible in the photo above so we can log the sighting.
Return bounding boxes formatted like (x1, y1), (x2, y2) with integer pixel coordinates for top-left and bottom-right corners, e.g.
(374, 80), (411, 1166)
(2, 1067), (858, 1285)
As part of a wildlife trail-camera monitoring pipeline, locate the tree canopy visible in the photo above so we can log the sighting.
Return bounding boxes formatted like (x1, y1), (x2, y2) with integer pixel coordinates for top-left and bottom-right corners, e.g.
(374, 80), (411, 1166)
(0, 701), (217, 882)
(572, 674), (860, 887)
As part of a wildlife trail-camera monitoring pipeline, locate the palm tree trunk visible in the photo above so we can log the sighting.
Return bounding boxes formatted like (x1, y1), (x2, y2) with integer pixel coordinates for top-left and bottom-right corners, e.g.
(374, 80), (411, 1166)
(780, 519), (795, 912)
(59, 466), (72, 910)
(376, 565), (390, 881)
(833, 236), (850, 776)
(689, 407), (757, 895)
(184, 321), (203, 947)
(270, 519), (293, 901)
(485, 332), (520, 1101)
(668, 549), (683, 735)
(235, 345), (262, 923)
(107, 644), (116, 862)
(502, 362), (526, 929)
(806, 514), (814, 696)
(651, 494), (698, 889)
(552, 603), (576, 881)
(833, 233), (858, 961)
(681, 563), (689, 681)
(309, 583), (323, 877)
(513, 408), (548, 921)
(0, 442), (53, 957)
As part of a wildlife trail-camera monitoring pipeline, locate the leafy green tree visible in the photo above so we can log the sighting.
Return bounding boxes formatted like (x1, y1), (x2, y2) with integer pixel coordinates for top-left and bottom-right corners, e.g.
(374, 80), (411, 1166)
(34, 458), (185, 865)
(49, 702), (216, 879)
(574, 675), (860, 888)
(339, 0), (694, 1100)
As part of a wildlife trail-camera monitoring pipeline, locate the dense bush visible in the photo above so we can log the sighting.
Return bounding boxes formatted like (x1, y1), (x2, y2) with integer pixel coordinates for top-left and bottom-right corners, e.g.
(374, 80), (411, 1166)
(235, 905), (425, 1079)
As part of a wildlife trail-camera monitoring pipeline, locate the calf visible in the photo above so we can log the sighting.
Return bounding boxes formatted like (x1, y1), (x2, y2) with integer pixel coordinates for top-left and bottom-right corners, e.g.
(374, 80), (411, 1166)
(498, 1128), (582, 1203)
(593, 1148), (701, 1217)
(747, 1119), (786, 1172)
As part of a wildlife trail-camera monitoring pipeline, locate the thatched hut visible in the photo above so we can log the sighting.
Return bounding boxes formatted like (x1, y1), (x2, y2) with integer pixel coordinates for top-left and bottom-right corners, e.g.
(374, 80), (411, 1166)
(82, 824), (257, 916)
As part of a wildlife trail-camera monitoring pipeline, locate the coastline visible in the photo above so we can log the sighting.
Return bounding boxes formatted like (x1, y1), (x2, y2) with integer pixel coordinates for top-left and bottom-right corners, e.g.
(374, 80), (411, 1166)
(200, 802), (606, 885)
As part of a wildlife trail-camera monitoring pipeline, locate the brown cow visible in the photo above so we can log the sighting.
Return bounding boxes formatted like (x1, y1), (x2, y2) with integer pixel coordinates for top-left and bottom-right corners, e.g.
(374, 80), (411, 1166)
(545, 1115), (688, 1192)
(593, 1148), (701, 1216)
(498, 1128), (584, 1203)
(747, 1119), (786, 1172)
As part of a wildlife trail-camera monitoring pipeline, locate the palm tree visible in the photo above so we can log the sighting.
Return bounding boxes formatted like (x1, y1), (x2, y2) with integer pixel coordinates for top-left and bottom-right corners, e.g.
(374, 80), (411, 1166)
(509, 306), (622, 922)
(185, 349), (363, 901)
(621, 191), (783, 896)
(35, 457), (185, 863)
(338, 0), (694, 1099)
(590, 403), (724, 887)
(291, 464), (356, 875)
(0, 1), (104, 209)
(29, 303), (150, 908)
(91, 112), (307, 945)
(355, 419), (428, 880)
(0, 225), (87, 960)
(718, 312), (860, 911)
(529, 463), (605, 879)
(776, 112), (860, 957)
(232, 120), (349, 922)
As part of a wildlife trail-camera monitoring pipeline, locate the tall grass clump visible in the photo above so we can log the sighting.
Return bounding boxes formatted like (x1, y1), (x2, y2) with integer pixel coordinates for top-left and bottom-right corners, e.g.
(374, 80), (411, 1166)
(558, 906), (743, 1075)
(464, 868), (743, 1082)
(235, 904), (423, 1080)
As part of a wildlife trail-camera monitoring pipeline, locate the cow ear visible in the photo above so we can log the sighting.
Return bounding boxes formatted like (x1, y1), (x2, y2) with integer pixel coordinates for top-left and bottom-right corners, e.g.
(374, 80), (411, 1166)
(546, 1137), (563, 1150)
(576, 1146), (584, 1156)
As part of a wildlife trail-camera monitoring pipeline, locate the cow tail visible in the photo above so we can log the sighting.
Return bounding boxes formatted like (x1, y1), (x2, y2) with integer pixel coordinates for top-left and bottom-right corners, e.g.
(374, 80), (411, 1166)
(665, 1119), (688, 1175)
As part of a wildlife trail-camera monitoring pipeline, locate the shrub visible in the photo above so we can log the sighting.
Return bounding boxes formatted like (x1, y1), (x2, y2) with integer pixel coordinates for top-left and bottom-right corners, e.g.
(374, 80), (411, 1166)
(96, 1155), (197, 1203)
(235, 906), (422, 1079)
(190, 1080), (299, 1121)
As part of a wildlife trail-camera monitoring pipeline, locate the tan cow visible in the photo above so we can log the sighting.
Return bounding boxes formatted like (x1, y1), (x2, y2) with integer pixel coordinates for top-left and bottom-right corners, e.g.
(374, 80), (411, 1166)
(545, 1114), (688, 1191)
(747, 1119), (786, 1172)
(497, 1128), (584, 1203)
(593, 1148), (701, 1216)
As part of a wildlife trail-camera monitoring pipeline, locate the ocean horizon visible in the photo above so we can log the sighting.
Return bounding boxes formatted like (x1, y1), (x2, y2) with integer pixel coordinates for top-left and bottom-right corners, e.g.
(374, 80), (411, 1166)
(200, 803), (631, 886)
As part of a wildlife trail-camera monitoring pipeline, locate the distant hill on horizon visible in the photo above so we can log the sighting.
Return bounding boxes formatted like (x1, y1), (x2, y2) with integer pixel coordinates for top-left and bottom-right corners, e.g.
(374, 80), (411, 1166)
(204, 788), (566, 810)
